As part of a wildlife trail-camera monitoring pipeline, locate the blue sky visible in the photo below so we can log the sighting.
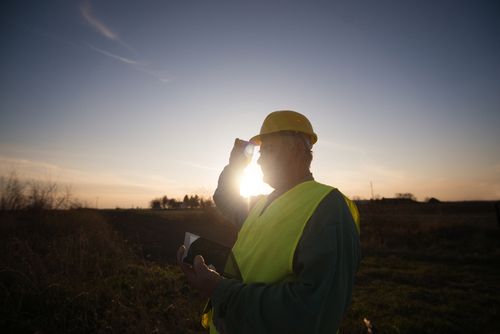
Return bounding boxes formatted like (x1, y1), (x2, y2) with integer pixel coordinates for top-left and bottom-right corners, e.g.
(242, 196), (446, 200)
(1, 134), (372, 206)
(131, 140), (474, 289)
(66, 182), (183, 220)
(1, 0), (499, 207)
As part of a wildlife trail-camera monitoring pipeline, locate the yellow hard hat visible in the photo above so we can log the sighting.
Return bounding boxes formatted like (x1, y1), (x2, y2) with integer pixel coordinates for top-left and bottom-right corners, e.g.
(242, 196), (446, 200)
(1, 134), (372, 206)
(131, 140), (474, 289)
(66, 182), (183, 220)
(250, 110), (318, 145)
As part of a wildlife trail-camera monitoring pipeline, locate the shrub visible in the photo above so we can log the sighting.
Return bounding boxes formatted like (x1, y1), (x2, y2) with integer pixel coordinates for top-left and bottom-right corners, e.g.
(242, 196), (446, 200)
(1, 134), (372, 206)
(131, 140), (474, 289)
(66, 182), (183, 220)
(0, 173), (84, 211)
(0, 210), (205, 333)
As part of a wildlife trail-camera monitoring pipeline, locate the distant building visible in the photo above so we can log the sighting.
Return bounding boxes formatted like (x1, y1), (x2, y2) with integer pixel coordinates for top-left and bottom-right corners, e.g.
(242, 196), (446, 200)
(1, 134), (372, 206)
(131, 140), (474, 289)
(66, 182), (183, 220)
(427, 197), (441, 204)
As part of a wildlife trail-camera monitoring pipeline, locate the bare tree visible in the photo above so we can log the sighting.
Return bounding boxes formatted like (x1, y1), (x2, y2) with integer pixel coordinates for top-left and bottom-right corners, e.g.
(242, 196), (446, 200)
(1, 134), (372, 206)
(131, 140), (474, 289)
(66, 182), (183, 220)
(395, 193), (417, 201)
(161, 195), (168, 209)
(0, 172), (27, 211)
(189, 195), (200, 208)
(150, 198), (162, 210)
(168, 198), (180, 209)
(200, 197), (214, 208)
(0, 173), (84, 211)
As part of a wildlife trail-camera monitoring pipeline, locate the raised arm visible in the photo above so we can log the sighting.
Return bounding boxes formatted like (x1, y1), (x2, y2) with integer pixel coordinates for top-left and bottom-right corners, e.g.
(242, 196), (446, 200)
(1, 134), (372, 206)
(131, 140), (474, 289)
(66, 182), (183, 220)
(213, 139), (253, 229)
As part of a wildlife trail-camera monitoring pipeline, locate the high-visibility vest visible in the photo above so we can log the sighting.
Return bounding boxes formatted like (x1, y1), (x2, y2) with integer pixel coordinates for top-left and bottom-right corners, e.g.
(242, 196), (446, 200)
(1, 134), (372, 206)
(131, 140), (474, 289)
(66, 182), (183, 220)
(205, 180), (360, 333)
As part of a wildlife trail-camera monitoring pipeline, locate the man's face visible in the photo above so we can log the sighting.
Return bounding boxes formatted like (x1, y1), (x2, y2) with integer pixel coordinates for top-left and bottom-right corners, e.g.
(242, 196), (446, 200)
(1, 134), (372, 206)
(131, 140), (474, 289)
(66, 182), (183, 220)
(257, 134), (295, 189)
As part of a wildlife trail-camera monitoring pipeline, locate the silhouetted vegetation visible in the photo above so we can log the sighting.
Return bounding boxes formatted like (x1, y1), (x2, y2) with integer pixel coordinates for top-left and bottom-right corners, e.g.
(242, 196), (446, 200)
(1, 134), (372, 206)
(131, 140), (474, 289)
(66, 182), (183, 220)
(0, 173), (85, 211)
(425, 197), (441, 204)
(0, 210), (205, 333)
(495, 202), (500, 228)
(394, 192), (417, 201)
(342, 201), (500, 334)
(149, 194), (213, 210)
(1, 188), (498, 333)
(150, 198), (162, 209)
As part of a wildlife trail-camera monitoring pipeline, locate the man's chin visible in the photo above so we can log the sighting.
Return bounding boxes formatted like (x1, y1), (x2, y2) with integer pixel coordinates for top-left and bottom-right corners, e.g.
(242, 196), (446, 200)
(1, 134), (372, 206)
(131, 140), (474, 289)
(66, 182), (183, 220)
(262, 175), (274, 188)
(262, 175), (279, 190)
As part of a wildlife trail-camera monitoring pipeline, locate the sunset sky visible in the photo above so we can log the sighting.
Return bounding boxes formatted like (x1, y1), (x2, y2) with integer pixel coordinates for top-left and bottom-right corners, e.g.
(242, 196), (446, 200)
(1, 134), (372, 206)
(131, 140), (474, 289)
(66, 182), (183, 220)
(1, 0), (499, 208)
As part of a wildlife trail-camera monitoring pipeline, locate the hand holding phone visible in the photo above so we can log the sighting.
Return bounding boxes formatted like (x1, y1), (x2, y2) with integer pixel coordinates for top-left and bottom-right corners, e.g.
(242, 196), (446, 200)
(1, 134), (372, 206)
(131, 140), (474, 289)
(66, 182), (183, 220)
(182, 232), (230, 273)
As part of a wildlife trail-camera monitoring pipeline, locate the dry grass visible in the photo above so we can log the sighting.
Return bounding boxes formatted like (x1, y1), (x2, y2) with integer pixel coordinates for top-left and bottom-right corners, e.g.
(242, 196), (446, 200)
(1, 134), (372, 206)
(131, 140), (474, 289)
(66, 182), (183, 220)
(1, 201), (499, 333)
(340, 201), (500, 334)
(0, 210), (205, 333)
(0, 173), (84, 211)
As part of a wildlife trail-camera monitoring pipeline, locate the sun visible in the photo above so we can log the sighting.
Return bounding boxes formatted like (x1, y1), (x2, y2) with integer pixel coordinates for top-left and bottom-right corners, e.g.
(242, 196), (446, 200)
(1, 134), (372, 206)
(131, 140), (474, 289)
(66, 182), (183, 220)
(240, 151), (273, 198)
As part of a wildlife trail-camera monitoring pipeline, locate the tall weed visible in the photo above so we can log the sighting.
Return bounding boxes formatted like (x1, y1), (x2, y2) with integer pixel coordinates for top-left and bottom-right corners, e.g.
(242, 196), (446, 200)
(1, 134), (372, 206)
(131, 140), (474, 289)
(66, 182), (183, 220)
(0, 210), (204, 333)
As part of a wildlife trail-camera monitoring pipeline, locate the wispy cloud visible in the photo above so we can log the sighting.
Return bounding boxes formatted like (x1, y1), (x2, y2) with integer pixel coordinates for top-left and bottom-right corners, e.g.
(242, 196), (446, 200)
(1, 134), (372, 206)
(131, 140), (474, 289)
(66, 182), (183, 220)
(84, 42), (139, 65)
(0, 155), (183, 191)
(79, 1), (171, 83)
(0, 155), (192, 207)
(83, 42), (172, 82)
(80, 0), (118, 40)
(133, 65), (172, 83)
(0, 155), (116, 185)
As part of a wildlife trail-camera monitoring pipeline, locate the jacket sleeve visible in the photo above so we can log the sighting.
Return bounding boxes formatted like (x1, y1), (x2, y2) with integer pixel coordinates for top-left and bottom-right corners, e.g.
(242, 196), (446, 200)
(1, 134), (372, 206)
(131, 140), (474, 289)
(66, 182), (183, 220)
(213, 164), (249, 229)
(210, 190), (361, 334)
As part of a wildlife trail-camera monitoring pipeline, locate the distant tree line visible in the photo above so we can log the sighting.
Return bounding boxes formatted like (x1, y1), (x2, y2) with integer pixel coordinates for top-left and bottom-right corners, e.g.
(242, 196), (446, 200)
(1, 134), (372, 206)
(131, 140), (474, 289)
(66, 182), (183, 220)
(149, 194), (214, 210)
(352, 193), (442, 203)
(395, 193), (417, 201)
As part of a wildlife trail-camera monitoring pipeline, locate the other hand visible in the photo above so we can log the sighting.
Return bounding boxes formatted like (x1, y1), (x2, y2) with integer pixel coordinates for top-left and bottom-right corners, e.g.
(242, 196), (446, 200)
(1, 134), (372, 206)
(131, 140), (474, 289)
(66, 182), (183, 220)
(177, 245), (222, 297)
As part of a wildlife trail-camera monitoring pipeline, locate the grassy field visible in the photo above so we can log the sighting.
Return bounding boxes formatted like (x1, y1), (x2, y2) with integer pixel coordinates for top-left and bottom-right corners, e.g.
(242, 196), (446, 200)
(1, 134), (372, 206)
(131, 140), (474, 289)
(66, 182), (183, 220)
(1, 202), (499, 333)
(345, 202), (499, 333)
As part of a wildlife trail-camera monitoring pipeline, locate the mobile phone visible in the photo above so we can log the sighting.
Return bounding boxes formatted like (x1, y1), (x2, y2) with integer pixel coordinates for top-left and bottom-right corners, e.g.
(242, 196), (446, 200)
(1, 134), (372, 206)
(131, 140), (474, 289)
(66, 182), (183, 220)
(182, 232), (230, 272)
(233, 138), (254, 164)
(243, 142), (255, 160)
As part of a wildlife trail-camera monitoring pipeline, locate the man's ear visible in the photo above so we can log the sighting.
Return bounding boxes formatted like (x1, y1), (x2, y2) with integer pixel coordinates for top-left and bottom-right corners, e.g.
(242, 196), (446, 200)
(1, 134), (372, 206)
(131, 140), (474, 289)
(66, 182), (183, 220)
(291, 142), (303, 160)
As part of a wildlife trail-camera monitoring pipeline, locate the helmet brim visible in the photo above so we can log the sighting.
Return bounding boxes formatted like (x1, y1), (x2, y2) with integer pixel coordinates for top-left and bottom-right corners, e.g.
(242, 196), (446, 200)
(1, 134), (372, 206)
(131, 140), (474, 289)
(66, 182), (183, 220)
(249, 134), (262, 146)
(249, 132), (317, 146)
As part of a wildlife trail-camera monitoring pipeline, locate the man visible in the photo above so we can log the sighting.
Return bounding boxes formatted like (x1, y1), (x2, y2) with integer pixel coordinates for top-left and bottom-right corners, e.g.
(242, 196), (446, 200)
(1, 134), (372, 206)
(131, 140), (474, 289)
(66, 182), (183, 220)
(177, 110), (361, 333)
